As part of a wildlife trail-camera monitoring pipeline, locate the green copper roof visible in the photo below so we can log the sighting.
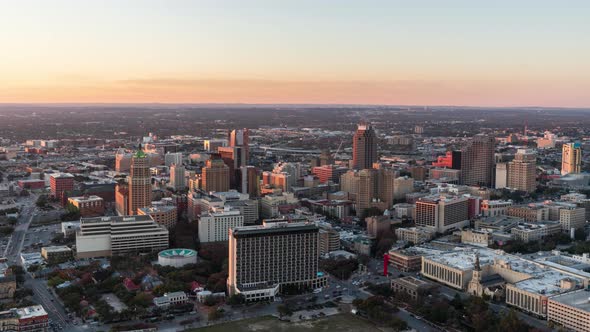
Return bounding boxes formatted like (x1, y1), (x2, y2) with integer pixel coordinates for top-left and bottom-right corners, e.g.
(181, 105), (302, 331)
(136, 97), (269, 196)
(134, 146), (147, 158)
(159, 248), (197, 257)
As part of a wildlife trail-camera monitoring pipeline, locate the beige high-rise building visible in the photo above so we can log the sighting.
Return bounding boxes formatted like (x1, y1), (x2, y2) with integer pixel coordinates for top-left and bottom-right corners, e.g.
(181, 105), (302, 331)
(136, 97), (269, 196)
(128, 150), (152, 215)
(340, 170), (360, 201)
(393, 176), (414, 200)
(341, 167), (398, 216)
(562, 142), (582, 175)
(352, 122), (378, 170)
(460, 135), (495, 187)
(169, 164), (186, 190)
(357, 168), (376, 215)
(228, 222), (326, 302)
(201, 156), (230, 192)
(507, 149), (537, 193)
(376, 167), (396, 208)
(415, 195), (470, 233)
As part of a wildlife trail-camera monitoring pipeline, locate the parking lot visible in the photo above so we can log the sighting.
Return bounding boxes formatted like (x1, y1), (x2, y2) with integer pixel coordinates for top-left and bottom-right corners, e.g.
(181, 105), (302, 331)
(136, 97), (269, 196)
(22, 223), (61, 254)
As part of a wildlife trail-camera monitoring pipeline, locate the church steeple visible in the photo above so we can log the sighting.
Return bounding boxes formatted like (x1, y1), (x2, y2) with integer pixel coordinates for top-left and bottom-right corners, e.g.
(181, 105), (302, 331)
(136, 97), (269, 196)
(474, 253), (481, 271)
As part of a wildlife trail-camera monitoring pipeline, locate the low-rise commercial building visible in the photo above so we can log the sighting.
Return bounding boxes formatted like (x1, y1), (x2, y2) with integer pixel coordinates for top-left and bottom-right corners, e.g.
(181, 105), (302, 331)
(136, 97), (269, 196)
(318, 224), (340, 256)
(0, 305), (48, 332)
(510, 221), (562, 242)
(480, 200), (512, 217)
(507, 204), (549, 222)
(461, 229), (492, 246)
(395, 227), (435, 245)
(75, 215), (169, 259)
(560, 207), (586, 232)
(41, 246), (73, 264)
(152, 291), (188, 309)
(68, 195), (105, 217)
(390, 276), (438, 301)
(138, 205), (178, 230)
(548, 289), (590, 332)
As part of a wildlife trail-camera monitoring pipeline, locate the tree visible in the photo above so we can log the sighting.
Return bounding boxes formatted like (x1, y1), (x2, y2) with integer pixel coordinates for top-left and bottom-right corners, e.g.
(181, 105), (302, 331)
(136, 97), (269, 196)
(387, 317), (408, 331)
(277, 304), (293, 317)
(36, 195), (48, 208)
(498, 309), (531, 332)
(208, 309), (224, 321)
(574, 228), (587, 241)
(226, 294), (245, 306)
(61, 203), (81, 221)
(130, 293), (153, 308)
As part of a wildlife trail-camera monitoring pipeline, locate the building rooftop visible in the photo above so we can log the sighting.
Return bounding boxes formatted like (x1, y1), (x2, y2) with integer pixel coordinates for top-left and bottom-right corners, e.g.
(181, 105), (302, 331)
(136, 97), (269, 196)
(232, 222), (318, 237)
(138, 205), (177, 214)
(69, 195), (103, 203)
(512, 221), (561, 231)
(392, 276), (436, 289)
(50, 173), (74, 179)
(80, 215), (154, 224)
(15, 305), (47, 319)
(514, 272), (579, 296)
(41, 245), (72, 253)
(550, 289), (590, 312)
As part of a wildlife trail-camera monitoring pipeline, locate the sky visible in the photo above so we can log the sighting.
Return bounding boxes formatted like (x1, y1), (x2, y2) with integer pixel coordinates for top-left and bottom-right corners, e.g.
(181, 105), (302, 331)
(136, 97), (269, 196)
(0, 0), (589, 107)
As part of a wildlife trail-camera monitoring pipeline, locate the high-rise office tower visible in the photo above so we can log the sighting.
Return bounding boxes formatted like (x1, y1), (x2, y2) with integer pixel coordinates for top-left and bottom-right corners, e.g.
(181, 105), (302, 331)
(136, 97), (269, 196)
(218, 146), (246, 188)
(164, 152), (183, 167)
(352, 122), (378, 170)
(228, 128), (250, 164)
(495, 163), (508, 189)
(201, 155), (230, 192)
(508, 149), (537, 193)
(459, 135), (495, 187)
(228, 222), (325, 301)
(128, 149), (152, 215)
(561, 142), (582, 175)
(240, 166), (260, 197)
(357, 168), (376, 215)
(170, 164), (186, 190)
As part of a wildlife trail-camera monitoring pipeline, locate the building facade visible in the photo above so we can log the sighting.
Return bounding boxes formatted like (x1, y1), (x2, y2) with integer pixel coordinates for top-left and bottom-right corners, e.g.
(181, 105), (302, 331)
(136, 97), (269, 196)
(75, 215), (169, 258)
(68, 195), (105, 217)
(228, 222), (326, 302)
(460, 135), (495, 187)
(198, 208), (244, 243)
(138, 205), (178, 230)
(201, 157), (230, 193)
(507, 149), (537, 193)
(128, 150), (152, 215)
(352, 122), (378, 170)
(562, 142), (582, 175)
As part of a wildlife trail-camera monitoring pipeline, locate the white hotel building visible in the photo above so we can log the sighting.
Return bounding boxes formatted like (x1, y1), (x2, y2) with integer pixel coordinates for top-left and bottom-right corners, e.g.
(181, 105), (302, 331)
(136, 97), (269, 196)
(198, 207), (244, 243)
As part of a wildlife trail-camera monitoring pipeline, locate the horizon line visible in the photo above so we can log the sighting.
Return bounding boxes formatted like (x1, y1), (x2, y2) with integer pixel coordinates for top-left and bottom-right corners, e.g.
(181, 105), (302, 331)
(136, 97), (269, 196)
(0, 102), (589, 110)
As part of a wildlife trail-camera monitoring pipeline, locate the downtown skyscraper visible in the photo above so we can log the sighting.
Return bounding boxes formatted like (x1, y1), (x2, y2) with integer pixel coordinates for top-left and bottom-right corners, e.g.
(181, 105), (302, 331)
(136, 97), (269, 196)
(352, 122), (377, 170)
(459, 134), (495, 187)
(561, 142), (582, 175)
(128, 148), (152, 215)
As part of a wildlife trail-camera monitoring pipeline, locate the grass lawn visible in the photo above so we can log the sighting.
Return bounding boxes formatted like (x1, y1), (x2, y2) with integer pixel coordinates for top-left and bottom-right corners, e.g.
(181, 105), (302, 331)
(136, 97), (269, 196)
(189, 314), (381, 332)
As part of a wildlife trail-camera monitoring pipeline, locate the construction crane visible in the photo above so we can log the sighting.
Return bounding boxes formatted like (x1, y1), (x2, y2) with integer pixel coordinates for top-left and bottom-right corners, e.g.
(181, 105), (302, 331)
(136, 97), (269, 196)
(333, 139), (345, 160)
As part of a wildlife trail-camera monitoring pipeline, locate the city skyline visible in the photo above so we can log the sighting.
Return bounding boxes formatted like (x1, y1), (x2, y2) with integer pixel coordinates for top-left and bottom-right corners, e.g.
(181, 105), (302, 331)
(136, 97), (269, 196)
(1, 0), (589, 107)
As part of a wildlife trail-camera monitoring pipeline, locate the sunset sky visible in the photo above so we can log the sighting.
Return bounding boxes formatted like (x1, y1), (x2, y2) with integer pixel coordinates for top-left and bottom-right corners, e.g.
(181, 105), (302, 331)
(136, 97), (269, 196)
(1, 0), (589, 106)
